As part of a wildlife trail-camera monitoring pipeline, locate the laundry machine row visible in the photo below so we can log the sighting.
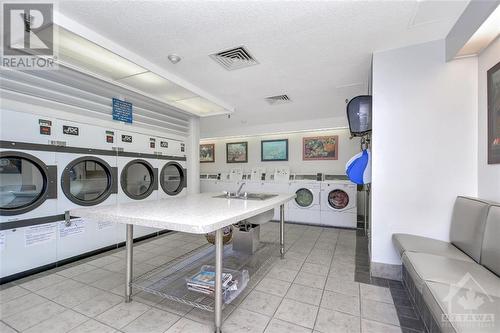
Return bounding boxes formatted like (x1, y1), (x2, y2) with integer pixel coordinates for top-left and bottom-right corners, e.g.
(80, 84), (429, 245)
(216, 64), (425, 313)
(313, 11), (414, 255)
(0, 110), (187, 281)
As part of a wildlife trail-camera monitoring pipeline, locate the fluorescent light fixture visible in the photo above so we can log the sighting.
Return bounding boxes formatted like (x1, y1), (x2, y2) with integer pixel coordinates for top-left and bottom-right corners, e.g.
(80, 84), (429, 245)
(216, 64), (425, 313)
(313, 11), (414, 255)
(457, 5), (500, 57)
(201, 127), (350, 141)
(51, 27), (231, 116)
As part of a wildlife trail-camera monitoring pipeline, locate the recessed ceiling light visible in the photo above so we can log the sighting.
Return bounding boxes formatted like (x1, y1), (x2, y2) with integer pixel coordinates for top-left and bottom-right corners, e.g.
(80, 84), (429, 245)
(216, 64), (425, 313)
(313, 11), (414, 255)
(167, 54), (182, 64)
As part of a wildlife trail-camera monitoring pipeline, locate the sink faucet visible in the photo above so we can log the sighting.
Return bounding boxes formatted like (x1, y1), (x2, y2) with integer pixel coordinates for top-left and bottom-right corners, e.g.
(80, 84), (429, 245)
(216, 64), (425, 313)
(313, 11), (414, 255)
(236, 182), (246, 196)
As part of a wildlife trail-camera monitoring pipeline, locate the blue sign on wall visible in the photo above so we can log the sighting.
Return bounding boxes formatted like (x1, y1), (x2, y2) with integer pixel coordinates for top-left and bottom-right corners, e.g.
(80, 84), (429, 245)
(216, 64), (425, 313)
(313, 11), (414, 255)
(112, 98), (133, 123)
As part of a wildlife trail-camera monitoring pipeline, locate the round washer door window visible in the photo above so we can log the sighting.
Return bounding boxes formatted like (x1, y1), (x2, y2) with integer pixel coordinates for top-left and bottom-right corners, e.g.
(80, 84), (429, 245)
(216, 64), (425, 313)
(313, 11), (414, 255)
(0, 156), (46, 213)
(295, 188), (314, 207)
(62, 157), (114, 206)
(328, 189), (349, 209)
(160, 162), (184, 195)
(121, 160), (155, 200)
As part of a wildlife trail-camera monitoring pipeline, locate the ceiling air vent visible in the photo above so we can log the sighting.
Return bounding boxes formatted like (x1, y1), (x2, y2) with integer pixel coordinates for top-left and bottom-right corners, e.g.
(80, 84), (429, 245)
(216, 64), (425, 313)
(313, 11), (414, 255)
(265, 94), (291, 105)
(209, 46), (258, 71)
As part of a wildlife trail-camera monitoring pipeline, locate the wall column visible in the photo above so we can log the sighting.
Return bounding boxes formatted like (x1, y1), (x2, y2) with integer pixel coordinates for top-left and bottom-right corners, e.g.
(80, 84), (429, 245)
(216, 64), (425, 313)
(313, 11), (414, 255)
(188, 117), (200, 194)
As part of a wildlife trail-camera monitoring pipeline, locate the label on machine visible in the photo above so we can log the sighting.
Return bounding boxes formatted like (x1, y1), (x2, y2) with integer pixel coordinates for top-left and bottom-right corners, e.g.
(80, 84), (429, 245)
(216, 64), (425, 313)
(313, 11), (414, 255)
(0, 231), (5, 251)
(25, 223), (57, 247)
(59, 219), (85, 238)
(97, 220), (114, 230)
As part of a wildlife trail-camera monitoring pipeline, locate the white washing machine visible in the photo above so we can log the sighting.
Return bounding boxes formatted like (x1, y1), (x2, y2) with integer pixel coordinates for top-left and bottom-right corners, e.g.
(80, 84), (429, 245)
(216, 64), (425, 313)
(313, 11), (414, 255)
(0, 110), (59, 279)
(55, 119), (119, 261)
(116, 131), (159, 239)
(320, 179), (357, 228)
(288, 175), (321, 225)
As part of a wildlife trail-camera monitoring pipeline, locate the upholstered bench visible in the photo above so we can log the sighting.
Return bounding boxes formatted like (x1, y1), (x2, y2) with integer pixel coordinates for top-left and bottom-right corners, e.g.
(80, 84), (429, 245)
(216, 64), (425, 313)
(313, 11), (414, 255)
(392, 197), (500, 333)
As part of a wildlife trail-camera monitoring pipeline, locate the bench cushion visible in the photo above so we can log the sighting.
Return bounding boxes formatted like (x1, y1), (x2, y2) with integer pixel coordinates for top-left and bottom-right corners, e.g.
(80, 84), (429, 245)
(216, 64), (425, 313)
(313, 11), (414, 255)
(423, 280), (500, 333)
(450, 197), (490, 263)
(480, 205), (500, 276)
(393, 233), (473, 261)
(402, 252), (500, 296)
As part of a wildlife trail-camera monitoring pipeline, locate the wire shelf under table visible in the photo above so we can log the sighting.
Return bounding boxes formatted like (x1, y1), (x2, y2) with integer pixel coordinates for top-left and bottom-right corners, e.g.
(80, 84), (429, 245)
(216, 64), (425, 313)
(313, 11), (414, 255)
(130, 241), (280, 312)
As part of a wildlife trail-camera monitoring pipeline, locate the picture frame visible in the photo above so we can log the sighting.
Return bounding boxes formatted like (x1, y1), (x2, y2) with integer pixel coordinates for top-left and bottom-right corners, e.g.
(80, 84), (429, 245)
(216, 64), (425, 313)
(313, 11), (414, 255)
(226, 142), (248, 163)
(200, 144), (215, 163)
(488, 61), (500, 164)
(261, 139), (288, 161)
(303, 135), (338, 160)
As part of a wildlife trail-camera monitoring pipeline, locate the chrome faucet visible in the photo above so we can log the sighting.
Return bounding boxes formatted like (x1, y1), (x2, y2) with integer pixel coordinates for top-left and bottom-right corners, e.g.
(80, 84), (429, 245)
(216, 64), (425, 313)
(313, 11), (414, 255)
(236, 182), (246, 196)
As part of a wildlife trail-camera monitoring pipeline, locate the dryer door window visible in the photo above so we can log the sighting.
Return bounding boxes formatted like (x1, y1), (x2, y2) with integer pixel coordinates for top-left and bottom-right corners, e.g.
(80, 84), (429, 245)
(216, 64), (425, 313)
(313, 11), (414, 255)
(0, 156), (45, 212)
(62, 157), (113, 206)
(295, 188), (314, 208)
(328, 189), (349, 209)
(121, 160), (154, 200)
(160, 162), (184, 195)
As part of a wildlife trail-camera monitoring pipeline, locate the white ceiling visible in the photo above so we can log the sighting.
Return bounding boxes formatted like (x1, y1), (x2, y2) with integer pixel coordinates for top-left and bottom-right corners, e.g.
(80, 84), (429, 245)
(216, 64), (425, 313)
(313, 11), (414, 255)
(57, 0), (469, 134)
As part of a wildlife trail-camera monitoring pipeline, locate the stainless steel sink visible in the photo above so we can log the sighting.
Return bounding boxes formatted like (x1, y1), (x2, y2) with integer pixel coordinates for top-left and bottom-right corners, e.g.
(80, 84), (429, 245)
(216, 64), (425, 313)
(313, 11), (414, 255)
(213, 192), (278, 200)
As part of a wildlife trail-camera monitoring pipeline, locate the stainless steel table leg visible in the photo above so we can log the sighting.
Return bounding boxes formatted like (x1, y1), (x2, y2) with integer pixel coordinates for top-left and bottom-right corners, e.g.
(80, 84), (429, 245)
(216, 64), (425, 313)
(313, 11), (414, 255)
(280, 204), (285, 259)
(214, 228), (223, 333)
(125, 224), (133, 303)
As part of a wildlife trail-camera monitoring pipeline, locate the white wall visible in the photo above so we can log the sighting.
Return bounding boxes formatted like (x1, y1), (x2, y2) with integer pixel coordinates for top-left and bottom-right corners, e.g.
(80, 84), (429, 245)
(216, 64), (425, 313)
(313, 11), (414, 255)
(200, 128), (361, 176)
(372, 39), (478, 266)
(478, 37), (500, 201)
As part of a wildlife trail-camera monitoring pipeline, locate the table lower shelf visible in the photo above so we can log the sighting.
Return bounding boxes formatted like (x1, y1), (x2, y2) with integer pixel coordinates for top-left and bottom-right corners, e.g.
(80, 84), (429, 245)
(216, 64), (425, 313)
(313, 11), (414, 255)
(131, 241), (280, 312)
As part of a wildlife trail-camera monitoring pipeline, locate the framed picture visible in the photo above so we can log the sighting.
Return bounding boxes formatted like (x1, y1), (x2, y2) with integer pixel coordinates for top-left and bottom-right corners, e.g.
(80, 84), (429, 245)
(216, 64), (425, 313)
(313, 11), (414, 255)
(226, 142), (248, 163)
(261, 139), (288, 161)
(488, 61), (500, 164)
(200, 144), (215, 163)
(303, 135), (338, 160)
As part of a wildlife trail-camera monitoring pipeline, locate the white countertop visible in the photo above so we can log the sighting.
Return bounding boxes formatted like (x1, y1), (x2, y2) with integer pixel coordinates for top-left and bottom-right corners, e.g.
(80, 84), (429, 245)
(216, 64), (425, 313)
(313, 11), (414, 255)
(72, 192), (295, 234)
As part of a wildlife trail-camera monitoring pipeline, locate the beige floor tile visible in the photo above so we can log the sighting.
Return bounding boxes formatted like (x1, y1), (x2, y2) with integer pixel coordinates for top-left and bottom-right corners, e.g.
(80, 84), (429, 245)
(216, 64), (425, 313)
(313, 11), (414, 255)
(90, 272), (124, 291)
(68, 319), (118, 333)
(361, 299), (399, 326)
(360, 284), (394, 304)
(314, 308), (360, 333)
(37, 279), (85, 300)
(23, 309), (87, 333)
(0, 292), (47, 319)
(56, 264), (97, 278)
(53, 284), (103, 308)
(255, 277), (291, 297)
(164, 317), (213, 333)
(122, 308), (180, 333)
(240, 290), (283, 316)
(97, 301), (150, 329)
(321, 290), (360, 316)
(324, 276), (360, 297)
(264, 318), (312, 333)
(293, 271), (327, 289)
(73, 292), (123, 317)
(223, 308), (271, 333)
(73, 268), (114, 284)
(2, 300), (65, 331)
(19, 273), (67, 291)
(154, 299), (194, 316)
(0, 285), (30, 304)
(0, 321), (16, 333)
(87, 255), (121, 268)
(185, 304), (234, 325)
(274, 299), (319, 329)
(285, 284), (323, 306)
(266, 266), (299, 282)
(300, 263), (330, 277)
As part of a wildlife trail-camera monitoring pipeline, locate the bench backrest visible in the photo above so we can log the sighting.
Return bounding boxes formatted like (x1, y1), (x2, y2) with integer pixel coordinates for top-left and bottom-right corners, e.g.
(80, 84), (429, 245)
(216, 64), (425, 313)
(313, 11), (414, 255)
(450, 196), (490, 262)
(480, 204), (500, 276)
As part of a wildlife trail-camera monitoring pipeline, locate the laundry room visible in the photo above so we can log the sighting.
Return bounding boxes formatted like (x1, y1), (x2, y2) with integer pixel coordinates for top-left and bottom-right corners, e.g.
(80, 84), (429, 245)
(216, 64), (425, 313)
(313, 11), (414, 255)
(1, 1), (499, 333)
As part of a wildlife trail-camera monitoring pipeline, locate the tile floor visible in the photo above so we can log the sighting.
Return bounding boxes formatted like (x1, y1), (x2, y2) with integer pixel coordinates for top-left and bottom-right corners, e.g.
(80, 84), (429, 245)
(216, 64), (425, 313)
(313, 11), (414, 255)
(0, 223), (423, 333)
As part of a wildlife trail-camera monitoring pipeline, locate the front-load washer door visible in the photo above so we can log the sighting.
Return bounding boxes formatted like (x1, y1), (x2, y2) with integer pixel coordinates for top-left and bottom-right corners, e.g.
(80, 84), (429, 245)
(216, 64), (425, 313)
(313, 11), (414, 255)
(160, 162), (185, 196)
(327, 189), (350, 211)
(61, 156), (116, 206)
(294, 188), (314, 208)
(120, 159), (158, 200)
(0, 151), (56, 216)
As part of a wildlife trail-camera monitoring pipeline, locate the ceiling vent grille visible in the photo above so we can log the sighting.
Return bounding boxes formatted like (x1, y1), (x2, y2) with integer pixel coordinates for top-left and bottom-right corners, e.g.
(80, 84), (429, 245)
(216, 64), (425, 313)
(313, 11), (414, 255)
(265, 94), (291, 105)
(209, 46), (258, 71)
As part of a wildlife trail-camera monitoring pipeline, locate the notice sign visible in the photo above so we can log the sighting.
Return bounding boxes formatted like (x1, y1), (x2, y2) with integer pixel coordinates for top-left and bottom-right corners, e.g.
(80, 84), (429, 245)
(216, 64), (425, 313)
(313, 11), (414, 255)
(59, 218), (85, 238)
(112, 98), (133, 123)
(97, 220), (114, 230)
(25, 223), (56, 247)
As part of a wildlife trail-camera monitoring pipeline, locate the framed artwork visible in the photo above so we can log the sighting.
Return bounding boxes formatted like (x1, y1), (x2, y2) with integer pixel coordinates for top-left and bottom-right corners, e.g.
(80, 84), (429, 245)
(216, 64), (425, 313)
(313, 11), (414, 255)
(303, 135), (338, 160)
(200, 144), (215, 163)
(488, 61), (500, 164)
(261, 139), (288, 161)
(226, 142), (248, 163)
